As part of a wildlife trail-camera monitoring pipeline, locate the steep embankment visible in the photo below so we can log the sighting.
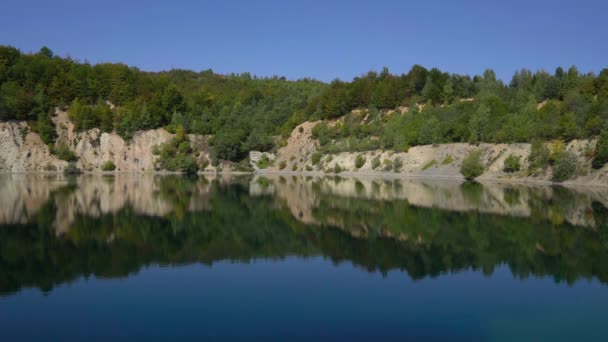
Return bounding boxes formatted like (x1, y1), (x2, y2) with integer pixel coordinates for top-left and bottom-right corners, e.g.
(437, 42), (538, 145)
(252, 120), (608, 187)
(2, 109), (608, 186)
(0, 109), (223, 173)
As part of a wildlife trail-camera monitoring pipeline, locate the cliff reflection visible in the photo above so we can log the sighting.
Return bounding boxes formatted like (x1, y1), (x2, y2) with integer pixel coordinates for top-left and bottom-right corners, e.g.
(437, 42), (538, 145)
(0, 174), (607, 295)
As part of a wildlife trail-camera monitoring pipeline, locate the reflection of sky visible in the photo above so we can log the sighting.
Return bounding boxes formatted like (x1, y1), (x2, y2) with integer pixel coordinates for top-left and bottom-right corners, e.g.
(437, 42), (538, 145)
(1, 257), (606, 340)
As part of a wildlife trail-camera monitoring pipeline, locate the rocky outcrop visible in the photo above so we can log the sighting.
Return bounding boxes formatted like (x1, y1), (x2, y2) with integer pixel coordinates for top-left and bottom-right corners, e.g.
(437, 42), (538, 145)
(2, 111), (608, 187)
(255, 121), (608, 187)
(0, 121), (67, 172)
(0, 109), (226, 173)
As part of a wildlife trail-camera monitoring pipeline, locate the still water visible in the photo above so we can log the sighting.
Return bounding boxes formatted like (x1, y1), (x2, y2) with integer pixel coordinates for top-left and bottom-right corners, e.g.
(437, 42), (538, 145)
(0, 174), (607, 340)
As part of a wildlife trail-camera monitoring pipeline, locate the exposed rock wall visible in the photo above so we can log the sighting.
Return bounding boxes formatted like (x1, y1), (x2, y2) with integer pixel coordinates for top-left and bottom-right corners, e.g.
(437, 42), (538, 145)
(255, 122), (608, 187)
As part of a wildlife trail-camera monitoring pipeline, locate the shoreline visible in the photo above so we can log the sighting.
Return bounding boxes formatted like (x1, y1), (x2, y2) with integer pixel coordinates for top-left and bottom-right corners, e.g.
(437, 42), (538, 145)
(3, 170), (607, 189)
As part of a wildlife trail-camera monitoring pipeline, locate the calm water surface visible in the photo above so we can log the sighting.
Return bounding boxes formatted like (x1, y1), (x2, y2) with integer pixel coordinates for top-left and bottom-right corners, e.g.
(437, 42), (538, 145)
(1, 174), (607, 340)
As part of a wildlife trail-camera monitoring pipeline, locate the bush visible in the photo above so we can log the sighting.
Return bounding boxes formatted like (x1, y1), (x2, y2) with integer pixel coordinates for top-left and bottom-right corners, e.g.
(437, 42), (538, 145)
(382, 159), (393, 171)
(441, 155), (454, 165)
(355, 154), (366, 168)
(311, 152), (322, 165)
(279, 161), (287, 170)
(257, 154), (270, 169)
(101, 160), (116, 171)
(52, 143), (78, 162)
(393, 157), (403, 172)
(422, 160), (437, 170)
(43, 163), (57, 172)
(552, 151), (578, 182)
(503, 154), (521, 173)
(460, 150), (485, 180)
(529, 140), (550, 171)
(291, 163), (298, 171)
(549, 140), (565, 165)
(592, 127), (608, 169)
(199, 157), (209, 171)
(333, 163), (343, 173)
(63, 162), (81, 174)
(371, 156), (381, 169)
(157, 126), (199, 174)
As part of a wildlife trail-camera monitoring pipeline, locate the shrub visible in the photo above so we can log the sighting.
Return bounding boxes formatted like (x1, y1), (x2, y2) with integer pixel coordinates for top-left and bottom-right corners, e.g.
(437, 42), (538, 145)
(157, 127), (199, 174)
(371, 156), (381, 170)
(460, 150), (485, 180)
(441, 155), (454, 165)
(291, 163), (298, 171)
(279, 161), (287, 170)
(52, 143), (78, 162)
(200, 157), (209, 171)
(592, 127), (608, 169)
(63, 162), (81, 174)
(289, 155), (296, 161)
(393, 157), (403, 172)
(333, 163), (343, 173)
(503, 154), (521, 173)
(355, 154), (366, 168)
(552, 151), (577, 182)
(382, 159), (393, 171)
(305, 165), (313, 171)
(257, 154), (270, 169)
(311, 152), (322, 165)
(422, 160), (437, 170)
(529, 140), (550, 170)
(101, 160), (116, 171)
(43, 163), (57, 172)
(549, 140), (565, 165)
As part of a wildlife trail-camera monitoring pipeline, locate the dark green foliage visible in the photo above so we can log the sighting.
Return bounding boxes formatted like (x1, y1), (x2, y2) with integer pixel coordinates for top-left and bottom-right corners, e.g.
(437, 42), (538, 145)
(101, 160), (116, 171)
(256, 154), (271, 169)
(36, 108), (56, 145)
(503, 154), (521, 173)
(355, 154), (366, 168)
(158, 126), (199, 174)
(552, 151), (578, 182)
(63, 162), (81, 174)
(592, 126), (608, 169)
(371, 156), (381, 170)
(0, 45), (324, 158)
(528, 140), (550, 171)
(51, 144), (77, 161)
(461, 150), (485, 180)
(393, 157), (403, 172)
(333, 163), (343, 173)
(311, 152), (322, 165)
(1, 45), (607, 161)
(212, 129), (247, 161)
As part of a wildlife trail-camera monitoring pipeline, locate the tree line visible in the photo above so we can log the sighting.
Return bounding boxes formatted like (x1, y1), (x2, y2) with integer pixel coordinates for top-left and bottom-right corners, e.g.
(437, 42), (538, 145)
(1, 45), (608, 166)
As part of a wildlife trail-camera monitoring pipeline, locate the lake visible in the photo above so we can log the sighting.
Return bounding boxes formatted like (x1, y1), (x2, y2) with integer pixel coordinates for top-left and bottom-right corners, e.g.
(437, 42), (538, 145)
(1, 174), (607, 340)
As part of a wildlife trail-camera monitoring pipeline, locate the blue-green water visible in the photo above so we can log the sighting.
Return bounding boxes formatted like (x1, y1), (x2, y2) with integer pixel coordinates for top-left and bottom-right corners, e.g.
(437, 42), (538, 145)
(1, 174), (607, 340)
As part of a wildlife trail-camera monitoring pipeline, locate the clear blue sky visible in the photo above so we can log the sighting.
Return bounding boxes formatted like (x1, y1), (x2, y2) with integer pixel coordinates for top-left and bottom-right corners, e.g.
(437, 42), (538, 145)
(1, 0), (606, 82)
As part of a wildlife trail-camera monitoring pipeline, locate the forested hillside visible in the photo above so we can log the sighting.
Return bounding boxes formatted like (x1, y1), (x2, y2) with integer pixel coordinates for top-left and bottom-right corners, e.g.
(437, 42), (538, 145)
(1, 45), (608, 168)
(0, 45), (325, 161)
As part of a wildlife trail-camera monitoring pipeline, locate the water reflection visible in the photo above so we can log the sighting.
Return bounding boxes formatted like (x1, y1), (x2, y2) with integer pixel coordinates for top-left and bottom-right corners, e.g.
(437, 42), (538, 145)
(0, 174), (607, 295)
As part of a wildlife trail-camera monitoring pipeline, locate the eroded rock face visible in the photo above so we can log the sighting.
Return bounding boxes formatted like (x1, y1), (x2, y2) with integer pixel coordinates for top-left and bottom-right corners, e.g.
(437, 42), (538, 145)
(249, 151), (276, 171)
(0, 109), (218, 173)
(0, 122), (67, 172)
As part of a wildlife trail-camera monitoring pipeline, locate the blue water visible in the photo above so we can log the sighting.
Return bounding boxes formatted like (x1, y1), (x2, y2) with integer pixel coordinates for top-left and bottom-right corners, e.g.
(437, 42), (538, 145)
(2, 259), (607, 340)
(0, 174), (607, 340)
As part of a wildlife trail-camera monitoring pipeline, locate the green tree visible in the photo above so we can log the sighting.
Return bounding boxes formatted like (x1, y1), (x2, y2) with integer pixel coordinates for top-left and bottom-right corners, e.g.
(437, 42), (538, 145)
(461, 150), (485, 180)
(592, 124), (608, 169)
